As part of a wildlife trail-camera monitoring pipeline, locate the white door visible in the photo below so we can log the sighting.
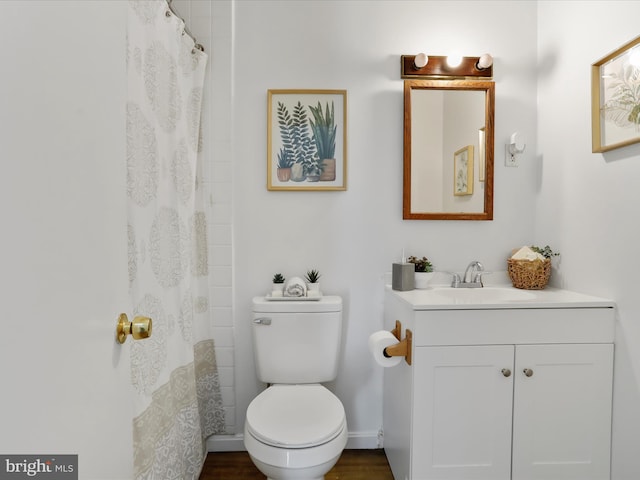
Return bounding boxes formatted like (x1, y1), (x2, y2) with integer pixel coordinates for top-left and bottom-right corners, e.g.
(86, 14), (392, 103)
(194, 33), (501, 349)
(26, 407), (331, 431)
(413, 345), (515, 480)
(0, 2), (133, 479)
(512, 344), (614, 480)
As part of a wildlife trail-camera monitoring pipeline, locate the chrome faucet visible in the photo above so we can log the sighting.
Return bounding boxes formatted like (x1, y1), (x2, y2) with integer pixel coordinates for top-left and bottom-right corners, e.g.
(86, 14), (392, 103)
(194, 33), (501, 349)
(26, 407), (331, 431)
(451, 261), (484, 288)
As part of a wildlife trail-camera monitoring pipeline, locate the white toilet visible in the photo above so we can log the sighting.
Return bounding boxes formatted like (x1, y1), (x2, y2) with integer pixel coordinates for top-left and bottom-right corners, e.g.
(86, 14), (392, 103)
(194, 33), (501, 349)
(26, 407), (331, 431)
(244, 296), (347, 480)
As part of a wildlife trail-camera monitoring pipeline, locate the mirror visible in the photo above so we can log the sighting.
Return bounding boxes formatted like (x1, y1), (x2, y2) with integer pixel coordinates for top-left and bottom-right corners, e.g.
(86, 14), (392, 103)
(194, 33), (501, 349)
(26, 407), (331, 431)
(403, 80), (495, 220)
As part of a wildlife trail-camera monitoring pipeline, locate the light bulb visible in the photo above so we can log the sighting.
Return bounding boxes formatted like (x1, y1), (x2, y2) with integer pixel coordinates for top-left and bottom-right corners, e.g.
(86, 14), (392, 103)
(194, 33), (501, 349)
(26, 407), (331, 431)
(414, 53), (428, 69)
(477, 53), (493, 70)
(446, 53), (462, 68)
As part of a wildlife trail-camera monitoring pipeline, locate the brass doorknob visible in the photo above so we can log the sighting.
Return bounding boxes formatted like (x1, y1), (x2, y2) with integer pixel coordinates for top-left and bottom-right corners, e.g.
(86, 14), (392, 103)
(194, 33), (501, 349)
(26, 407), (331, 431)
(116, 313), (152, 344)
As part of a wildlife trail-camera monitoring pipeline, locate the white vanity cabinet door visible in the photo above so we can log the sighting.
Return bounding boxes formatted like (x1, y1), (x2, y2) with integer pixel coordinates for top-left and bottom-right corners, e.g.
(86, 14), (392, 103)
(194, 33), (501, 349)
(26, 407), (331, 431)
(412, 345), (516, 480)
(512, 344), (614, 480)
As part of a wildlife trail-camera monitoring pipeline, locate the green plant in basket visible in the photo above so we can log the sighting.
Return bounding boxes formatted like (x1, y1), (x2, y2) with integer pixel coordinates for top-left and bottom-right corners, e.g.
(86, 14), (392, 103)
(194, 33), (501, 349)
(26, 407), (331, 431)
(530, 245), (560, 259)
(272, 273), (285, 284)
(308, 101), (336, 161)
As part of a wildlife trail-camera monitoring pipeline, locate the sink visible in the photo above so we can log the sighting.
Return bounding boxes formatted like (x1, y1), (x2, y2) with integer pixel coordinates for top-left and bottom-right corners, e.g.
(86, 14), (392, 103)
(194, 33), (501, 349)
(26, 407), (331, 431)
(392, 284), (615, 310)
(430, 287), (537, 303)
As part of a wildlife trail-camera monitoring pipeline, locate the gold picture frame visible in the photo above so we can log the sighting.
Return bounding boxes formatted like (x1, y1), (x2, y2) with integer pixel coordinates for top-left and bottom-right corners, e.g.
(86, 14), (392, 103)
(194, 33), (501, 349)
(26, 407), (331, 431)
(454, 145), (474, 196)
(592, 35), (640, 152)
(267, 89), (347, 191)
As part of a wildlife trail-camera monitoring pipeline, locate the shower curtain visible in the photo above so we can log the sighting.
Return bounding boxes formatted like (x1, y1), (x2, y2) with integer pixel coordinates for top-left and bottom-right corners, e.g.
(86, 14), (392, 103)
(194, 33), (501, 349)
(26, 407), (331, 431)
(126, 1), (225, 478)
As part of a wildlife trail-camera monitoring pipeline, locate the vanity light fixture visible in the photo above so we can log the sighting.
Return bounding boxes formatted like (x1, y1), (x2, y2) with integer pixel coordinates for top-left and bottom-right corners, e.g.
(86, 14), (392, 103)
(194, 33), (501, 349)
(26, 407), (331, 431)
(401, 53), (493, 79)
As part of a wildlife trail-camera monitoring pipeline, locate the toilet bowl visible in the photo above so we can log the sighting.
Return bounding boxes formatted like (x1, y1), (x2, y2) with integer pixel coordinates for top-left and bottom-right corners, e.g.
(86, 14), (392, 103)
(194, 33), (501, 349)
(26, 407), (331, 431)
(244, 384), (347, 480)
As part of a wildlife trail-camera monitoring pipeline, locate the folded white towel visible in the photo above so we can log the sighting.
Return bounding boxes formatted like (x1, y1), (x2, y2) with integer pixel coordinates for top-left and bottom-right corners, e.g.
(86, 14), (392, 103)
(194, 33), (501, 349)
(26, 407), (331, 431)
(284, 276), (307, 297)
(511, 246), (545, 261)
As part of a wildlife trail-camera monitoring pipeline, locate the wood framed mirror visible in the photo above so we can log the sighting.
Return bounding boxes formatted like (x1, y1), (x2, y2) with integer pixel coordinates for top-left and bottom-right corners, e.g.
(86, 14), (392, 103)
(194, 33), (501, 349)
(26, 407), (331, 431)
(403, 79), (495, 220)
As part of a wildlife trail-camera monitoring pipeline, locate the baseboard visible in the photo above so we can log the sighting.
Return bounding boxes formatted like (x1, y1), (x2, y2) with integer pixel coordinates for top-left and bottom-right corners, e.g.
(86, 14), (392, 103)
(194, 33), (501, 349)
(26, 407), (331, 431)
(345, 431), (382, 449)
(206, 431), (381, 452)
(206, 434), (245, 452)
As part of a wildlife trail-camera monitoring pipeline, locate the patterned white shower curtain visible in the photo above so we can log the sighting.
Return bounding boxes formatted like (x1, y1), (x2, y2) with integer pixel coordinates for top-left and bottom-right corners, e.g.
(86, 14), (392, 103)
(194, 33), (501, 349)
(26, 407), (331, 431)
(126, 1), (225, 478)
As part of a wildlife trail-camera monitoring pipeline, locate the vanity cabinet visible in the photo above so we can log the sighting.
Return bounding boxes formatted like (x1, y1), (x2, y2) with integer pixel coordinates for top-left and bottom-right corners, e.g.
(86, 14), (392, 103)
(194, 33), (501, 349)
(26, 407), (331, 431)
(383, 288), (615, 480)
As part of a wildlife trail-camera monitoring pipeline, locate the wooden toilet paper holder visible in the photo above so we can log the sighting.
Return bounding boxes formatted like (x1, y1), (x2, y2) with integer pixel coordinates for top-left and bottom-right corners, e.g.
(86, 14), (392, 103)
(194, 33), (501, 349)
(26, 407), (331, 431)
(384, 320), (412, 366)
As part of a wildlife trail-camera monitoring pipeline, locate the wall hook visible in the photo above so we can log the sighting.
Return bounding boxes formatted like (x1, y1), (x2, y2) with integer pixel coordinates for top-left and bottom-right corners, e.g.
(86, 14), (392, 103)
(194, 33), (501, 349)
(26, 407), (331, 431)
(509, 132), (526, 154)
(506, 132), (526, 166)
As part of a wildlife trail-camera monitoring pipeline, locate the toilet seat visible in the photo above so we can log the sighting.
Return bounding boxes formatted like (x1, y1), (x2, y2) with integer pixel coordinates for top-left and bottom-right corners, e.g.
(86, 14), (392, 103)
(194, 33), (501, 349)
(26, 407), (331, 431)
(246, 384), (346, 448)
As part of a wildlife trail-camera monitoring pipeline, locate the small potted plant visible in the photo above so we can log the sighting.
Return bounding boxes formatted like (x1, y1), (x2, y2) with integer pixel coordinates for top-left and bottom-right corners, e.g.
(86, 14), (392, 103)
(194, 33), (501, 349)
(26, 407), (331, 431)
(305, 269), (322, 297)
(309, 100), (337, 181)
(276, 148), (294, 182)
(407, 256), (434, 289)
(272, 273), (285, 297)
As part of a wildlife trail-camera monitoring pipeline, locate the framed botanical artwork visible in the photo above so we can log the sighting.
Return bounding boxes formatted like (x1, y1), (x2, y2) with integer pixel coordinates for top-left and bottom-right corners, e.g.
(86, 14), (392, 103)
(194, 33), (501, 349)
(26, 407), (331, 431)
(592, 35), (640, 152)
(454, 145), (474, 196)
(267, 89), (347, 191)
(478, 127), (486, 182)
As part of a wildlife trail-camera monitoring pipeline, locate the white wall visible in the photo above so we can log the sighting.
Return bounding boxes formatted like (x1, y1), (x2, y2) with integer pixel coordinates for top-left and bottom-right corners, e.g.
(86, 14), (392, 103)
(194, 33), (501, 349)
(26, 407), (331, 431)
(230, 0), (538, 446)
(537, 2), (640, 477)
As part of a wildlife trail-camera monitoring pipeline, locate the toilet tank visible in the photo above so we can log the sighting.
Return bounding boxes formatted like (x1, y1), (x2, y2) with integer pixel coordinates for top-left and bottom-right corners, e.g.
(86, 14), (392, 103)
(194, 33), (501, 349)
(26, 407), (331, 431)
(251, 296), (343, 384)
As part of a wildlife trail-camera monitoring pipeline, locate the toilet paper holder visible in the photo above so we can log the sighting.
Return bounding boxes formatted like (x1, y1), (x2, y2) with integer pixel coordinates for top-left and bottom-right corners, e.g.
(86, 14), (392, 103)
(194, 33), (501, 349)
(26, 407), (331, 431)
(384, 320), (412, 366)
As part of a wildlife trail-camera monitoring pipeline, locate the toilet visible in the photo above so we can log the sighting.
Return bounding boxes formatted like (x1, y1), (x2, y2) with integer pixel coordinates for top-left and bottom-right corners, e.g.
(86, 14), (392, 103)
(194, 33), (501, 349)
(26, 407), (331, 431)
(244, 296), (347, 480)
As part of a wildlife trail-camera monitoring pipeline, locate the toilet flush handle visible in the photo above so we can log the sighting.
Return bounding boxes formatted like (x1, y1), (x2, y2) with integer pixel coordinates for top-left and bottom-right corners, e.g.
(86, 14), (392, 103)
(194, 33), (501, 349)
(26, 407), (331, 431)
(254, 317), (272, 325)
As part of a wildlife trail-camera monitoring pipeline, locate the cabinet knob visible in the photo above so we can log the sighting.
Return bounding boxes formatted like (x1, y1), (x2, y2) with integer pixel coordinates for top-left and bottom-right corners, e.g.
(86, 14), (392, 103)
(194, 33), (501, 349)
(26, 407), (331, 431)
(501, 368), (512, 377)
(523, 368), (534, 377)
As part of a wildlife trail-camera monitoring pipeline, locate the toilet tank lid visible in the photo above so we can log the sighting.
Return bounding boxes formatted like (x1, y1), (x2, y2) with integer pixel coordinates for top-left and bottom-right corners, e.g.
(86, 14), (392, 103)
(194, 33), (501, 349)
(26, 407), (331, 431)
(252, 295), (342, 313)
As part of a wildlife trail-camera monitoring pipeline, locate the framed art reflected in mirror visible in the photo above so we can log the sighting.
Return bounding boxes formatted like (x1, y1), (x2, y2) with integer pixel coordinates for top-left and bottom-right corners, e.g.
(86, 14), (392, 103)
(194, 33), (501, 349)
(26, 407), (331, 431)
(592, 35), (640, 153)
(454, 145), (473, 196)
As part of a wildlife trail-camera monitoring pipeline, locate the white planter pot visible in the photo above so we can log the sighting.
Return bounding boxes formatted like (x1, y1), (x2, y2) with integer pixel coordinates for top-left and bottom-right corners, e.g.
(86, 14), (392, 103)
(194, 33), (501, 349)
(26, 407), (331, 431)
(272, 283), (284, 297)
(307, 282), (321, 297)
(414, 272), (435, 289)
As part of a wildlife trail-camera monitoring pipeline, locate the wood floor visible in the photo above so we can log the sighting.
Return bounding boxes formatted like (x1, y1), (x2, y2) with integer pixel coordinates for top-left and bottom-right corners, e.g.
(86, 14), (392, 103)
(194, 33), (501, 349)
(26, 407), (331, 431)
(199, 449), (394, 480)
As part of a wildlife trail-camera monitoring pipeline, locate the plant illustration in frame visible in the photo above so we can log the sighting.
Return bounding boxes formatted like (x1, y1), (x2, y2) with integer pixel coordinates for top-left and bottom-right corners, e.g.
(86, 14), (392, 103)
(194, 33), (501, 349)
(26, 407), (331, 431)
(308, 101), (337, 181)
(275, 100), (315, 182)
(268, 90), (347, 191)
(454, 145), (474, 196)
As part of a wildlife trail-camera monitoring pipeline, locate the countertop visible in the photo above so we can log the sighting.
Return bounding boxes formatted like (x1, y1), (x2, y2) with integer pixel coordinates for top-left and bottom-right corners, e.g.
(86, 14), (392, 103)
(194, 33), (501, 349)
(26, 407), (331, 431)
(386, 284), (615, 310)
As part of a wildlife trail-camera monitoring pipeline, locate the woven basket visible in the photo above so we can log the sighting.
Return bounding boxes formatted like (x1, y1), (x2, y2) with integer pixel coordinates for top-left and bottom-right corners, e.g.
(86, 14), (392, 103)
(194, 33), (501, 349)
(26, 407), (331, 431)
(507, 258), (551, 290)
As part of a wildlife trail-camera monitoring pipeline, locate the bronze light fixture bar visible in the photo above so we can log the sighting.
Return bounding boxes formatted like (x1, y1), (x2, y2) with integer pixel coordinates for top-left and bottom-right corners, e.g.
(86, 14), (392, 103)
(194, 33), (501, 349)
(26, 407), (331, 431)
(401, 54), (493, 79)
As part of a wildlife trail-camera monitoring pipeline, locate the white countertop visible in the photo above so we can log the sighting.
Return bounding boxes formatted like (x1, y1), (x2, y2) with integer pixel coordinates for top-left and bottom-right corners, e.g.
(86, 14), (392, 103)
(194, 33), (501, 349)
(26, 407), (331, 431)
(386, 284), (615, 310)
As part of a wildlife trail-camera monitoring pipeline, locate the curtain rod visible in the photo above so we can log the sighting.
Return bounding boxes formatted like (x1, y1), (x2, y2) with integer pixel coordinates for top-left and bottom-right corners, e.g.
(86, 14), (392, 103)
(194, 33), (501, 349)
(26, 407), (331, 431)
(166, 0), (204, 52)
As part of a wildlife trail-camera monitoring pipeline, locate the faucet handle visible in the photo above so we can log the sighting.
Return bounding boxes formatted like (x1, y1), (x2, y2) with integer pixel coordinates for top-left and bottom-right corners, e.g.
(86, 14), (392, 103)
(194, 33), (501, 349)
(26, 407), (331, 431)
(473, 270), (493, 285)
(446, 272), (461, 287)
